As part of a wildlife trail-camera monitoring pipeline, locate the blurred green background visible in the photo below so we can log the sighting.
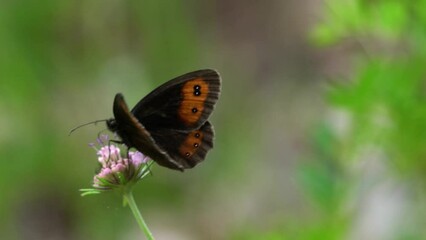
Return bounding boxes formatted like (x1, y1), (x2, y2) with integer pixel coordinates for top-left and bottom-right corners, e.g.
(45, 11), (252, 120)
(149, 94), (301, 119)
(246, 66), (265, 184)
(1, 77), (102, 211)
(1, 1), (426, 239)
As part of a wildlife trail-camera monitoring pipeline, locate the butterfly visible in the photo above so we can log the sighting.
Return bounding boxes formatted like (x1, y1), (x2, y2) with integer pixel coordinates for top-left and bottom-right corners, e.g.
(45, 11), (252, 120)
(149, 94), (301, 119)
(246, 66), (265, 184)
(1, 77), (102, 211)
(106, 69), (221, 171)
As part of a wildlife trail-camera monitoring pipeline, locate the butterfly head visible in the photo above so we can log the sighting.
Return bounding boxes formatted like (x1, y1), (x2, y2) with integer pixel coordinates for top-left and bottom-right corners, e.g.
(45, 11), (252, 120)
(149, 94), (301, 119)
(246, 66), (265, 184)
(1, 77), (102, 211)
(106, 118), (118, 132)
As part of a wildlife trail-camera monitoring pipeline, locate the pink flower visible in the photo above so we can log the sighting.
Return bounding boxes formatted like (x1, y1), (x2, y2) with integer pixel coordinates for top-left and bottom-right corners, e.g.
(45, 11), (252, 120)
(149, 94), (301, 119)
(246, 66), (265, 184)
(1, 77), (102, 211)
(88, 135), (152, 190)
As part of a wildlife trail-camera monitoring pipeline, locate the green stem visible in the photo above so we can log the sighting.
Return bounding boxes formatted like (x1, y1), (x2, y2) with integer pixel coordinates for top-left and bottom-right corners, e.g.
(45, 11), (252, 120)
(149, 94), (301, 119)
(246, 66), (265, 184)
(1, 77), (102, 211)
(123, 190), (155, 240)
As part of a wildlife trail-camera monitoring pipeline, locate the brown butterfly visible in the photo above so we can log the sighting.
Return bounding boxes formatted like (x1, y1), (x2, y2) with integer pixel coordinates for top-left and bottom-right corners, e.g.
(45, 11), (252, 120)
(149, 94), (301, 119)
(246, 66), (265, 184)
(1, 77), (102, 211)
(106, 69), (221, 171)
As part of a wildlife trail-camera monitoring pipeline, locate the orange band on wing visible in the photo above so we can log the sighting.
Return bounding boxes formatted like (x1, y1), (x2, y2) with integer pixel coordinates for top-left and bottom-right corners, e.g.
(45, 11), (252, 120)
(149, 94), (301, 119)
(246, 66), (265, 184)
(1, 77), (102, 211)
(179, 130), (204, 158)
(178, 78), (209, 125)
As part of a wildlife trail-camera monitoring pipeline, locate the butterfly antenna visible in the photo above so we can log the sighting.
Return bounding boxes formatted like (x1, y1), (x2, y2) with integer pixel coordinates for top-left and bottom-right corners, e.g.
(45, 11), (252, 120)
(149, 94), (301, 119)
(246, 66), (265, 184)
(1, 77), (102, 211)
(69, 119), (108, 136)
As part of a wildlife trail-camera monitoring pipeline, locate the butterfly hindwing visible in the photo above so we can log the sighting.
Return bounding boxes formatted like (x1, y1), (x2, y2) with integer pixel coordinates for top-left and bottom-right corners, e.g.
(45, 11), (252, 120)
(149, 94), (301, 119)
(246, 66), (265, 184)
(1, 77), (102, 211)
(131, 69), (220, 131)
(149, 121), (214, 169)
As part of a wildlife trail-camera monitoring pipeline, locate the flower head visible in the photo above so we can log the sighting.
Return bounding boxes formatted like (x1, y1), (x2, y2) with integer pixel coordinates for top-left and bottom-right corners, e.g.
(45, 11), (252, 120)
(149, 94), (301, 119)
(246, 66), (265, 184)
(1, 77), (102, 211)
(81, 135), (151, 195)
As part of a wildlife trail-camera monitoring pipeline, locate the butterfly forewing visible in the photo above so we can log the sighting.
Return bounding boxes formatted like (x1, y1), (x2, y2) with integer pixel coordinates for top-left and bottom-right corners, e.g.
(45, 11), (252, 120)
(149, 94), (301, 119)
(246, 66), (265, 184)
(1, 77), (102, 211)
(131, 69), (221, 131)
